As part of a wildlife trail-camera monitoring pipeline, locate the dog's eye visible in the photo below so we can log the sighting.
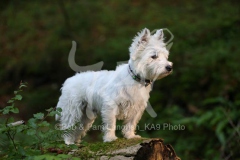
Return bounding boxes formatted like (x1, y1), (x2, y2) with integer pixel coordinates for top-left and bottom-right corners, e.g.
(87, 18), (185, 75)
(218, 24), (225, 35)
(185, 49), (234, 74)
(151, 55), (158, 59)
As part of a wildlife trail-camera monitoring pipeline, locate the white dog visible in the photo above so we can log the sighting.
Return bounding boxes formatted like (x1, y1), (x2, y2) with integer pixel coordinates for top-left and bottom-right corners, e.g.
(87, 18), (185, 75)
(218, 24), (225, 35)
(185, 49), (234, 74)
(56, 28), (173, 144)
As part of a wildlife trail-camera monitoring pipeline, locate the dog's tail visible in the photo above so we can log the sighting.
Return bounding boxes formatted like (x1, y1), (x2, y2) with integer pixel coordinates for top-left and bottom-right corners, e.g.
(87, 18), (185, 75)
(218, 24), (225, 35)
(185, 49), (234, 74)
(55, 89), (84, 129)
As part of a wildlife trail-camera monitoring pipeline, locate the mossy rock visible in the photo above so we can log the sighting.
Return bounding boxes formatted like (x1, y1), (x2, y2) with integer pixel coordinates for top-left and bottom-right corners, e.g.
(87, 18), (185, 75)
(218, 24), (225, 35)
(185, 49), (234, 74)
(71, 138), (180, 160)
(74, 138), (146, 159)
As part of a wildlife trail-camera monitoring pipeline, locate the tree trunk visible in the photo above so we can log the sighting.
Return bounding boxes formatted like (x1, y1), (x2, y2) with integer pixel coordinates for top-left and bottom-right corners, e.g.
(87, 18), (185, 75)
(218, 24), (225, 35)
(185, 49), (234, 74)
(134, 139), (181, 160)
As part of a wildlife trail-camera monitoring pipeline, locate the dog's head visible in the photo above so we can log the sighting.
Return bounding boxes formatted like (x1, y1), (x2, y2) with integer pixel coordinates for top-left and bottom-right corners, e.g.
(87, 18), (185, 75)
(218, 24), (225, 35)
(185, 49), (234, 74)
(129, 28), (173, 81)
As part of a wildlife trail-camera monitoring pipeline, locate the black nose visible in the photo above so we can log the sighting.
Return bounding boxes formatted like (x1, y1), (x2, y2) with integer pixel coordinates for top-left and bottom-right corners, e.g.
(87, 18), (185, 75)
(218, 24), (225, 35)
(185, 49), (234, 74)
(165, 65), (172, 72)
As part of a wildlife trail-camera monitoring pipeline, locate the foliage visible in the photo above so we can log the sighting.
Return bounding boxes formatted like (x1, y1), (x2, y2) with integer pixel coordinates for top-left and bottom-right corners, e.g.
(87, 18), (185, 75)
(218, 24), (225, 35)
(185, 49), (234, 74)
(0, 83), (79, 159)
(140, 97), (240, 159)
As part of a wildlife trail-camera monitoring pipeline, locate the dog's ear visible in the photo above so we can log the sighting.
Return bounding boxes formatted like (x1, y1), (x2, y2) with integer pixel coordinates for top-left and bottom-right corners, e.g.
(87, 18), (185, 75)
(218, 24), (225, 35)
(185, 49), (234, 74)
(129, 28), (151, 59)
(138, 28), (151, 44)
(154, 29), (164, 40)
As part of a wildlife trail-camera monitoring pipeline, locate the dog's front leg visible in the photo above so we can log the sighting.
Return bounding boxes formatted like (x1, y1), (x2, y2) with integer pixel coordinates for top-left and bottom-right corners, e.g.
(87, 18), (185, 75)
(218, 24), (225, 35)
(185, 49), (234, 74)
(122, 110), (144, 139)
(101, 108), (118, 142)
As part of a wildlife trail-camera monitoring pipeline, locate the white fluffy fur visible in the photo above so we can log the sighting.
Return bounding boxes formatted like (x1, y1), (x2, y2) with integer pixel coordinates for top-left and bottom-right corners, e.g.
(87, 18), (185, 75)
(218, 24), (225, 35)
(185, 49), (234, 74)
(56, 28), (173, 144)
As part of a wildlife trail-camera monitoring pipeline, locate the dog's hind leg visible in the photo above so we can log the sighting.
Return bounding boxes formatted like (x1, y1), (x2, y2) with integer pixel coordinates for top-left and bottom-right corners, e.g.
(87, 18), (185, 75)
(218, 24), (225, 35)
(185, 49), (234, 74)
(57, 95), (85, 144)
(75, 106), (96, 143)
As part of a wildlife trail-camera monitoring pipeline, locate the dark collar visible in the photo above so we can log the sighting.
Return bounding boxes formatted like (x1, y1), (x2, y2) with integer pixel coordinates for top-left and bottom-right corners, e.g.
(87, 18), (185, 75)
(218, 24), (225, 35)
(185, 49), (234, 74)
(128, 65), (152, 87)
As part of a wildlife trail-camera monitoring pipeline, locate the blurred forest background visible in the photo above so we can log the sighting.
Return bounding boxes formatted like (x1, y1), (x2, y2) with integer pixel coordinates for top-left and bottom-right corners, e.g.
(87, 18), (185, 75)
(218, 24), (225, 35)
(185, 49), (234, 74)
(0, 0), (239, 159)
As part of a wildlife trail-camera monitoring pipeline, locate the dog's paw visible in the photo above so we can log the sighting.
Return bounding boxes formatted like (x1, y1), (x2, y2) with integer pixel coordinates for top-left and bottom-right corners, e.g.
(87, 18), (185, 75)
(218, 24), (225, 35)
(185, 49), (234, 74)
(125, 134), (141, 139)
(75, 139), (82, 145)
(65, 140), (75, 145)
(104, 135), (118, 142)
(64, 136), (75, 145)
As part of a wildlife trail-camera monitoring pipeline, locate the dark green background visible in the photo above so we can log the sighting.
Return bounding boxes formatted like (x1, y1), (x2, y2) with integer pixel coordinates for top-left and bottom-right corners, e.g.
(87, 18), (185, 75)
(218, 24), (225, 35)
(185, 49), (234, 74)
(0, 0), (239, 159)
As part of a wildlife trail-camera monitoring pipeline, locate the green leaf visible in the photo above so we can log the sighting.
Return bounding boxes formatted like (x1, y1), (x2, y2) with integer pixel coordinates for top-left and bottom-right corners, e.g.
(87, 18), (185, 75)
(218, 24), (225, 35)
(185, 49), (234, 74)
(15, 94), (22, 100)
(25, 149), (41, 157)
(56, 108), (62, 112)
(18, 146), (26, 156)
(10, 107), (19, 113)
(7, 117), (14, 123)
(27, 128), (36, 135)
(0, 124), (8, 133)
(57, 154), (74, 158)
(209, 112), (222, 126)
(68, 144), (78, 150)
(45, 107), (54, 112)
(196, 111), (213, 126)
(37, 131), (45, 139)
(28, 118), (37, 128)
(7, 99), (14, 103)
(2, 106), (12, 114)
(3, 110), (9, 114)
(49, 111), (59, 116)
(202, 97), (224, 105)
(216, 132), (225, 145)
(216, 120), (228, 134)
(19, 84), (27, 89)
(38, 121), (50, 127)
(33, 113), (44, 120)
(16, 125), (27, 133)
(32, 155), (68, 160)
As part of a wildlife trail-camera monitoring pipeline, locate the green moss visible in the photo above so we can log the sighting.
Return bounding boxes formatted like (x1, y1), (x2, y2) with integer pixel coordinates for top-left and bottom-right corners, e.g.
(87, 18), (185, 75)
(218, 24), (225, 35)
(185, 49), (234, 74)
(74, 138), (146, 159)
(91, 138), (145, 152)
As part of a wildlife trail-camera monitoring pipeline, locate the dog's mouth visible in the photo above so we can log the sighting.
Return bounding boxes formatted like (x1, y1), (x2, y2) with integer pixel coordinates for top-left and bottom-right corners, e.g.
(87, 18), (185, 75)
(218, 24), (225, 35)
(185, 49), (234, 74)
(168, 70), (173, 75)
(157, 70), (173, 79)
(164, 69), (173, 75)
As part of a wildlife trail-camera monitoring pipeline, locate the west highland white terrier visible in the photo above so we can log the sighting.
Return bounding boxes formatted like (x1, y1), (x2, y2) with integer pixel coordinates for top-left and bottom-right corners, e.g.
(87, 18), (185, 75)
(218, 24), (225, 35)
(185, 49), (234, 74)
(56, 28), (173, 144)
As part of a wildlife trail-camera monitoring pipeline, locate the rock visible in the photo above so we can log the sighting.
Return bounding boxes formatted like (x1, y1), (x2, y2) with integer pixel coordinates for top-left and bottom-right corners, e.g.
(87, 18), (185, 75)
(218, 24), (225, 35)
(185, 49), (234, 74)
(109, 143), (142, 156)
(73, 138), (181, 160)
